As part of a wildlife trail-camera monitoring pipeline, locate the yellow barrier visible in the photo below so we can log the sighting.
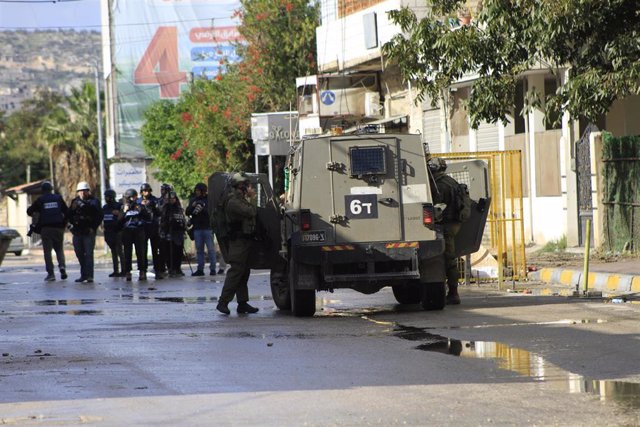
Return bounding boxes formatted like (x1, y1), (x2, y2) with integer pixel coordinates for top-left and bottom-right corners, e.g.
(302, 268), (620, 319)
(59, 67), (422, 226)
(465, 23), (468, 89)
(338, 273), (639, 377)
(441, 151), (527, 288)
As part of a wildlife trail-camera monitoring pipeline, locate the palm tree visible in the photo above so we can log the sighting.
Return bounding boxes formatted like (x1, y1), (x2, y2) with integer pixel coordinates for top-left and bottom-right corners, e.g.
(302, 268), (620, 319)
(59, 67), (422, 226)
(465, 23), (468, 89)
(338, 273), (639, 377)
(38, 81), (102, 202)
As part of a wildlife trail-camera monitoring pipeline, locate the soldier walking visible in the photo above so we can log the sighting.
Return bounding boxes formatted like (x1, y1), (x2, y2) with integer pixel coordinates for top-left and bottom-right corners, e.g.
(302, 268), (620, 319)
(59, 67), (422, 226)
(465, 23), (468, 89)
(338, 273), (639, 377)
(216, 173), (259, 315)
(26, 181), (68, 282)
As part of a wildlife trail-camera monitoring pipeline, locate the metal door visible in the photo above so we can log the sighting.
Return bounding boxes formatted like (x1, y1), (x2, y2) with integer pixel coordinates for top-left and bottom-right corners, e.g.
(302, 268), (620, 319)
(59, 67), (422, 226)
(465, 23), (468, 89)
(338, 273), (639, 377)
(329, 137), (402, 243)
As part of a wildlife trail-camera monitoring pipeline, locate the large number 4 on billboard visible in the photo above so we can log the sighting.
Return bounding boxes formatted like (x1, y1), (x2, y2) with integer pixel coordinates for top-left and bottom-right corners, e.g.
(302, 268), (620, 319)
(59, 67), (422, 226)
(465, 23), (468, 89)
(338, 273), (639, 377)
(134, 27), (187, 99)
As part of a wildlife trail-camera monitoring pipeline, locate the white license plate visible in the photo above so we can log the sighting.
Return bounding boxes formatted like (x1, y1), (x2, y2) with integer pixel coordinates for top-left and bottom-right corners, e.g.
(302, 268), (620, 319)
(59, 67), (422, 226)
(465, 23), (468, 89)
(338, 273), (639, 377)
(301, 231), (326, 243)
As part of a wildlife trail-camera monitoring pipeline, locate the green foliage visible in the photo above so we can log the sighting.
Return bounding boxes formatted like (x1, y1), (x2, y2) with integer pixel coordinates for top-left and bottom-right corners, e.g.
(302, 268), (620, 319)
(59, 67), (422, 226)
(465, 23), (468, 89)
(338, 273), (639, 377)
(383, 0), (640, 128)
(236, 0), (319, 111)
(602, 132), (640, 252)
(0, 90), (63, 189)
(142, 0), (320, 195)
(538, 235), (567, 253)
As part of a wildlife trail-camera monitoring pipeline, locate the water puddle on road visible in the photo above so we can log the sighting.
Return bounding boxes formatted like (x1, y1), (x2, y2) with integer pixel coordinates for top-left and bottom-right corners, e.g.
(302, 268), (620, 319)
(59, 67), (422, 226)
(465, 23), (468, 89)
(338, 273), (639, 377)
(33, 299), (100, 306)
(37, 310), (103, 315)
(393, 325), (640, 409)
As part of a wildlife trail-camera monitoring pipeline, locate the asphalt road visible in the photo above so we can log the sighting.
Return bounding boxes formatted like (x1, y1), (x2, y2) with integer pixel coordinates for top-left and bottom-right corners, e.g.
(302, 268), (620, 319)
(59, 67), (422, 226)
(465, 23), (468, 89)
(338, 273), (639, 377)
(1, 261), (639, 426)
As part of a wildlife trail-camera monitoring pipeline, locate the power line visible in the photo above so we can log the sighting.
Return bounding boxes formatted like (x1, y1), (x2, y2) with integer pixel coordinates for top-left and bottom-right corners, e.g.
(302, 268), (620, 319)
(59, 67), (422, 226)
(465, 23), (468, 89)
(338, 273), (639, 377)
(0, 15), (234, 30)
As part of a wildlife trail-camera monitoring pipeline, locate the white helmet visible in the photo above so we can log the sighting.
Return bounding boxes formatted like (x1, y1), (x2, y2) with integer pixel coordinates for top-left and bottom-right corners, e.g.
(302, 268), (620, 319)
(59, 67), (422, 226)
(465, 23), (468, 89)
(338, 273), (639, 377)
(76, 181), (91, 192)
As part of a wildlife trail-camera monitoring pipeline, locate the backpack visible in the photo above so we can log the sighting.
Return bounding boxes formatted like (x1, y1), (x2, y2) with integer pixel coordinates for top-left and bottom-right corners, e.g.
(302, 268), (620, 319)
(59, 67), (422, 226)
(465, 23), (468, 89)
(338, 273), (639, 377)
(435, 174), (472, 223)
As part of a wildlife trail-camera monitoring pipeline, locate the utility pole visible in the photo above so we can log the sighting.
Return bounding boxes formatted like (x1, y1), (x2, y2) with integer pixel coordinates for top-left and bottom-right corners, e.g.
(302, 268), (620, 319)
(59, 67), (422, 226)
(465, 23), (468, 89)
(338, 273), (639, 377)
(94, 63), (107, 207)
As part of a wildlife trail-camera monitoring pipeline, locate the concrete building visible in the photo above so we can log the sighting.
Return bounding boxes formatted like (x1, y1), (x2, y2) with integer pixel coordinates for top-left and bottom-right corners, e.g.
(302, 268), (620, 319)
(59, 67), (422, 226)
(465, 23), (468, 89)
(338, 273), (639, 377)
(311, 0), (640, 247)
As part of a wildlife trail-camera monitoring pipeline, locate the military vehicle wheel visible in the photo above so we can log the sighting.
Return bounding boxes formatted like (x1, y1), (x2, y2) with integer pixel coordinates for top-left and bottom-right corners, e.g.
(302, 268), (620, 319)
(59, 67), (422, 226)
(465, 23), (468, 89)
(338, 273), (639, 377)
(392, 282), (421, 304)
(289, 260), (316, 317)
(291, 289), (315, 317)
(421, 282), (446, 311)
(270, 271), (291, 310)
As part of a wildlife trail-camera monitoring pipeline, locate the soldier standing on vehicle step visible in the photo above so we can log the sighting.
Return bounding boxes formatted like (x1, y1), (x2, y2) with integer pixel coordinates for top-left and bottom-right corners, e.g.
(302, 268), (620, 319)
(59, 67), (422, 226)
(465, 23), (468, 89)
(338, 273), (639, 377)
(216, 173), (259, 315)
(429, 157), (463, 305)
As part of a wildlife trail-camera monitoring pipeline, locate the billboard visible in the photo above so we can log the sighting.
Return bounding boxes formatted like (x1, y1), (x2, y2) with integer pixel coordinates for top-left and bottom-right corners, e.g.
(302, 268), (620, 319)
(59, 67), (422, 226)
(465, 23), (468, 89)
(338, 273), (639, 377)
(111, 0), (241, 159)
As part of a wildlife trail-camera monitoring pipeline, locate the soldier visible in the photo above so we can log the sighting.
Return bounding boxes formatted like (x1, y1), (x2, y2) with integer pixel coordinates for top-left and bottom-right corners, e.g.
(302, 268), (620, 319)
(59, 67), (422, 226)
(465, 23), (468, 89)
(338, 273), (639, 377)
(138, 183), (164, 278)
(102, 189), (125, 277)
(26, 181), (68, 282)
(119, 188), (149, 281)
(160, 191), (186, 277)
(186, 182), (218, 276)
(68, 181), (103, 283)
(216, 173), (259, 315)
(428, 157), (462, 305)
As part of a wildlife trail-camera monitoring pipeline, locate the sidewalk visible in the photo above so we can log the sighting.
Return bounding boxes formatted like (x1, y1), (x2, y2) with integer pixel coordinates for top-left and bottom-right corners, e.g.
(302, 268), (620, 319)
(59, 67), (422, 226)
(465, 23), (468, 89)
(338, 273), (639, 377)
(527, 250), (640, 296)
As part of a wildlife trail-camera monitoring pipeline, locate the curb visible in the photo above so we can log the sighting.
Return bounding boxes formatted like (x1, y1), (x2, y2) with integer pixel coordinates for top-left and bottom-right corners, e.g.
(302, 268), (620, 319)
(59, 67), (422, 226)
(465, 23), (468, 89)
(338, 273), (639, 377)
(529, 268), (640, 295)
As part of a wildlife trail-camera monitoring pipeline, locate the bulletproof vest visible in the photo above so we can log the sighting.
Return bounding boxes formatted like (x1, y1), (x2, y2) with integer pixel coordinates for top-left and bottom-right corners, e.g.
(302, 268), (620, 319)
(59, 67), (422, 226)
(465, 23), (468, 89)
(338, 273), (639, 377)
(137, 196), (159, 225)
(123, 206), (145, 229)
(102, 202), (121, 232)
(38, 193), (65, 226)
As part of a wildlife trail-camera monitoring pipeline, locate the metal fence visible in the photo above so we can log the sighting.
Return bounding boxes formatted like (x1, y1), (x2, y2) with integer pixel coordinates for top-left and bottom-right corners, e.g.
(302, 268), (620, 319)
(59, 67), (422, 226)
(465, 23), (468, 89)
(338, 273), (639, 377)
(441, 150), (527, 287)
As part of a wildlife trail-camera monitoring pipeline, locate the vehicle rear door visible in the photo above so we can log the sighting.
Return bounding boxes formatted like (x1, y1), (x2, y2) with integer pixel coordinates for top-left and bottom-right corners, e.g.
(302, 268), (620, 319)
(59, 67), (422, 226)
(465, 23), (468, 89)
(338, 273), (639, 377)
(329, 136), (402, 243)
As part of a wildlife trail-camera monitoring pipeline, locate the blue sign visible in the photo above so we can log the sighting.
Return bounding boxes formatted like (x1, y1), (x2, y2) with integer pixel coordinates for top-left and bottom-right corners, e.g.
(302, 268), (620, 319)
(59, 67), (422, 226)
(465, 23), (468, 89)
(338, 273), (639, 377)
(321, 90), (336, 105)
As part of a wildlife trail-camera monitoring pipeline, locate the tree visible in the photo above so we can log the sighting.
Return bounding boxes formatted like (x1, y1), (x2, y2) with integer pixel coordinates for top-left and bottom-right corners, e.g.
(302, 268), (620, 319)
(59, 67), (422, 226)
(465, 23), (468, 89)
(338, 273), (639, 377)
(38, 82), (101, 202)
(142, 0), (320, 195)
(236, 0), (319, 111)
(0, 90), (60, 190)
(383, 0), (640, 129)
(141, 100), (195, 197)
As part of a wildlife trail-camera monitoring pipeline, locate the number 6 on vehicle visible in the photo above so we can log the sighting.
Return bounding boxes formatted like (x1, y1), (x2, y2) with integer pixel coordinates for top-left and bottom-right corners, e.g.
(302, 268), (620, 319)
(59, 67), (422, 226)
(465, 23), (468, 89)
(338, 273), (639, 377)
(345, 194), (378, 219)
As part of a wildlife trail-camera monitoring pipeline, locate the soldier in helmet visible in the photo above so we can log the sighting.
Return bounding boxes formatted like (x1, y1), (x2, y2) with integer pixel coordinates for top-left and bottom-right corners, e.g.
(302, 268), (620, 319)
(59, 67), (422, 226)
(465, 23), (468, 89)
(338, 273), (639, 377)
(186, 182), (218, 276)
(119, 188), (150, 281)
(68, 181), (103, 283)
(428, 157), (462, 305)
(102, 189), (125, 277)
(138, 183), (164, 279)
(216, 172), (259, 315)
(27, 181), (68, 281)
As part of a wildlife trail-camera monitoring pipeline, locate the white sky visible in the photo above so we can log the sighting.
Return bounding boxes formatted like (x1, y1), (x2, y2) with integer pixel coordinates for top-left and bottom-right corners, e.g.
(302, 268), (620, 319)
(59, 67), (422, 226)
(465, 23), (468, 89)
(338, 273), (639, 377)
(0, 0), (101, 31)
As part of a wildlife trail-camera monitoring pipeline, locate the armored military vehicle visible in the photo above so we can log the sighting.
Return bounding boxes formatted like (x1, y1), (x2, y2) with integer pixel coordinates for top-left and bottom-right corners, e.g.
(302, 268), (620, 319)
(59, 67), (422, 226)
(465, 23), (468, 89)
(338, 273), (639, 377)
(209, 132), (490, 317)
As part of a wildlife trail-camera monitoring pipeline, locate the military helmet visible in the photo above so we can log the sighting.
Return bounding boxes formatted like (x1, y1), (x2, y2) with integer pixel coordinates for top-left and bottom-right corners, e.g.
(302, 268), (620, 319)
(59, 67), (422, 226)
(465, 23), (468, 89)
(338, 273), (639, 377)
(428, 157), (447, 173)
(194, 182), (207, 192)
(76, 181), (91, 192)
(124, 188), (138, 199)
(230, 172), (249, 187)
(140, 182), (152, 193)
(160, 183), (173, 195)
(41, 181), (53, 192)
(104, 189), (117, 199)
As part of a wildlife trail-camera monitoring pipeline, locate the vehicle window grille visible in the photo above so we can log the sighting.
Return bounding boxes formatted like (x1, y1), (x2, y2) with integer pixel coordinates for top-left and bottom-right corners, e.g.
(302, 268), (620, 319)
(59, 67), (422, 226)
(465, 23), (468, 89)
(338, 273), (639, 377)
(349, 146), (386, 176)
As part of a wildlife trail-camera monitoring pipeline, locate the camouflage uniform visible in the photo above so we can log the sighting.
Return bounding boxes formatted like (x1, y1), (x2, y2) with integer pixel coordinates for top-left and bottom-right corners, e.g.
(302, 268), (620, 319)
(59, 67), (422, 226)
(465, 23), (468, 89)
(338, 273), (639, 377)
(217, 174), (259, 315)
(431, 162), (463, 304)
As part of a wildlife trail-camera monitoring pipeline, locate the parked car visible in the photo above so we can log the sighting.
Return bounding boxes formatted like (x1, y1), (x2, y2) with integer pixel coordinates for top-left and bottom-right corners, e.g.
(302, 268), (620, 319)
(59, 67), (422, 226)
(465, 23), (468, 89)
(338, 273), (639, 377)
(0, 227), (25, 256)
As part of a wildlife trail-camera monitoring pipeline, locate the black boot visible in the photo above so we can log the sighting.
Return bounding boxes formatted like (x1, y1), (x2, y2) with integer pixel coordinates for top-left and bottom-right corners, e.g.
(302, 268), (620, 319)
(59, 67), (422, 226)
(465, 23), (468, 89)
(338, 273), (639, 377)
(237, 302), (259, 314)
(446, 285), (461, 305)
(216, 302), (230, 315)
